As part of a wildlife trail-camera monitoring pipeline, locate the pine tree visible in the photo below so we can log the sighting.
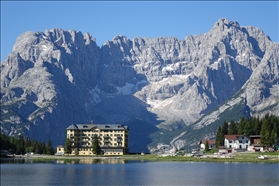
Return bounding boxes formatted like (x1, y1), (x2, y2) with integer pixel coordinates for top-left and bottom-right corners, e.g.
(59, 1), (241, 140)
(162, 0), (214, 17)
(92, 134), (100, 155)
(221, 121), (229, 136)
(64, 138), (72, 155)
(243, 120), (252, 137)
(260, 116), (273, 148)
(219, 121), (228, 146)
(205, 140), (209, 151)
(237, 117), (245, 134)
(46, 139), (54, 155)
(41, 142), (47, 154)
(252, 117), (261, 135)
(228, 120), (237, 135)
(16, 135), (25, 155)
(215, 126), (222, 147)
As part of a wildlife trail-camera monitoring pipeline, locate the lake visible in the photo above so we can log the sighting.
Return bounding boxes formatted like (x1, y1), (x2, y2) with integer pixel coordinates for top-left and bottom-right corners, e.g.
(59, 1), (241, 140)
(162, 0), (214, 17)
(1, 158), (278, 185)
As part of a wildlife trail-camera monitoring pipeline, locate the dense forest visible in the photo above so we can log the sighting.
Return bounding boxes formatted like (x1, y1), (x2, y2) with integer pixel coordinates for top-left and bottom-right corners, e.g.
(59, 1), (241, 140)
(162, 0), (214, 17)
(215, 114), (279, 147)
(0, 134), (55, 155)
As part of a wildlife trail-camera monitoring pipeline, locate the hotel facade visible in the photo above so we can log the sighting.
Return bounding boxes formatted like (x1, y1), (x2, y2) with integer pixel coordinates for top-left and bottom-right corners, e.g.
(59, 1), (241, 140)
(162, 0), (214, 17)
(66, 123), (129, 156)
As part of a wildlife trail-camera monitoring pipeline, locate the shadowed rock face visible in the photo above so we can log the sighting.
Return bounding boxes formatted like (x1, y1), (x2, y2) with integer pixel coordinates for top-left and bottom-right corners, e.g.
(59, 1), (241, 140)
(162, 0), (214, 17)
(1, 18), (278, 152)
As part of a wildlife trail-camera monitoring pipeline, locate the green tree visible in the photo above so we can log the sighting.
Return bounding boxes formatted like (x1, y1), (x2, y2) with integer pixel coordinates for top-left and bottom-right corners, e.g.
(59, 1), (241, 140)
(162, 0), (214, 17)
(46, 139), (55, 155)
(39, 141), (46, 154)
(92, 134), (100, 155)
(25, 146), (34, 153)
(260, 115), (273, 148)
(237, 117), (245, 134)
(243, 120), (252, 137)
(64, 138), (72, 155)
(221, 121), (229, 136)
(252, 117), (261, 135)
(228, 120), (238, 135)
(16, 135), (25, 155)
(205, 140), (209, 151)
(215, 126), (222, 147)
(219, 121), (228, 146)
(0, 133), (10, 150)
(25, 137), (31, 150)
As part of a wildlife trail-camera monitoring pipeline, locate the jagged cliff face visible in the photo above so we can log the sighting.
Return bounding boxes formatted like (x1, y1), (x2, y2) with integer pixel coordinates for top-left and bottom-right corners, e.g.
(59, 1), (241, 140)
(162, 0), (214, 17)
(1, 18), (278, 152)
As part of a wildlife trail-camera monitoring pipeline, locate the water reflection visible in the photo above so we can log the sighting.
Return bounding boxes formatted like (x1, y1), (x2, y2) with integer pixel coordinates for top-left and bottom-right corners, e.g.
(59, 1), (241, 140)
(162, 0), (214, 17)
(56, 158), (127, 164)
(1, 157), (127, 164)
(1, 159), (278, 185)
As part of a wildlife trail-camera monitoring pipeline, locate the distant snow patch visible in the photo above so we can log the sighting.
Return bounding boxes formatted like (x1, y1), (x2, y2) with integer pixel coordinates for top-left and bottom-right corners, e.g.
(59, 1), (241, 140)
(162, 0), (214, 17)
(65, 68), (74, 83)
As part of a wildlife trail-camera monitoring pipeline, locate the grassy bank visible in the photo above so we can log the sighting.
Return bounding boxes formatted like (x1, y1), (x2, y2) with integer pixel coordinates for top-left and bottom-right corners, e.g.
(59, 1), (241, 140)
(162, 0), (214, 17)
(3, 152), (279, 164)
(122, 153), (279, 163)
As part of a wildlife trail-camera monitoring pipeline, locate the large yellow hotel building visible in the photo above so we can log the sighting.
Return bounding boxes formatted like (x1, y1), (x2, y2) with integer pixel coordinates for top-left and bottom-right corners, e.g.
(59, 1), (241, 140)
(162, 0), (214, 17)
(66, 123), (129, 156)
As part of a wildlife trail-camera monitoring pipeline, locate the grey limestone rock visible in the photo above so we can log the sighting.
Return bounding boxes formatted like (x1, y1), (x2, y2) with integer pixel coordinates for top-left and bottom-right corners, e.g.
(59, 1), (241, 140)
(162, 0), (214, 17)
(1, 18), (278, 152)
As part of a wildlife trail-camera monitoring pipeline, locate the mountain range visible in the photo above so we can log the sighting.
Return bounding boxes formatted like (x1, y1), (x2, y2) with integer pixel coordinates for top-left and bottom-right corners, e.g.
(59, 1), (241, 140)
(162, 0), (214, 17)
(1, 18), (278, 153)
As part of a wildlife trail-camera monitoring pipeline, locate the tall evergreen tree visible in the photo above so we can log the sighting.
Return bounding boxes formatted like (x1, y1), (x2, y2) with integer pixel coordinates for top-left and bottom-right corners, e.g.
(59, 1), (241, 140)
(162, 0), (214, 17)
(243, 120), (252, 137)
(205, 140), (209, 151)
(16, 135), (25, 155)
(252, 117), (261, 135)
(215, 126), (222, 147)
(46, 139), (55, 155)
(41, 142), (47, 154)
(64, 138), (72, 155)
(219, 121), (228, 146)
(221, 121), (229, 136)
(260, 115), (273, 148)
(228, 120), (238, 135)
(92, 134), (100, 155)
(237, 117), (245, 134)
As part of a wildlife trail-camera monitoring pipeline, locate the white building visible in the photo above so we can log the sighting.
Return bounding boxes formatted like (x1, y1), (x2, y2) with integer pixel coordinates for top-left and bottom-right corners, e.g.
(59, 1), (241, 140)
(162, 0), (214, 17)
(224, 135), (250, 150)
(200, 140), (216, 150)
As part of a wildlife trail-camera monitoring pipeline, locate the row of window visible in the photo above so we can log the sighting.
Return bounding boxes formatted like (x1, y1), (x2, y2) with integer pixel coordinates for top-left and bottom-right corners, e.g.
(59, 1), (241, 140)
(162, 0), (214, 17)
(70, 137), (123, 142)
(102, 149), (124, 152)
(227, 140), (249, 143)
(73, 148), (125, 152)
(72, 143), (123, 147)
(69, 134), (124, 137)
(69, 130), (125, 133)
(227, 145), (248, 149)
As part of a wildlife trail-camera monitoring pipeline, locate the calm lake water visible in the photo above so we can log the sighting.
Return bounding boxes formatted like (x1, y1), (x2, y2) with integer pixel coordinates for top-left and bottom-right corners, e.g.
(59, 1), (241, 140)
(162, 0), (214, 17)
(1, 158), (278, 186)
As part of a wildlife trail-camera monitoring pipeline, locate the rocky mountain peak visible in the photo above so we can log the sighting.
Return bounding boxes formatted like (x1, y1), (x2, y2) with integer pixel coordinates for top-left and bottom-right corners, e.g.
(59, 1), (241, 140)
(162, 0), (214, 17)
(214, 18), (240, 29)
(1, 18), (278, 152)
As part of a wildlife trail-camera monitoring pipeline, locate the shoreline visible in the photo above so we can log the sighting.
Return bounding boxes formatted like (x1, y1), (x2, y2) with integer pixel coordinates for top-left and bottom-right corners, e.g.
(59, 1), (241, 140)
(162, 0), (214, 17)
(2, 153), (279, 164)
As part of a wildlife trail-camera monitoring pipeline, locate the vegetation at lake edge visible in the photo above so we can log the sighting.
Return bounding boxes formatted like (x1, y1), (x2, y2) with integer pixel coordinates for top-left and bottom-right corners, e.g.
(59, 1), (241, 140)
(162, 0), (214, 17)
(5, 153), (278, 164)
(215, 114), (279, 148)
(0, 134), (55, 155)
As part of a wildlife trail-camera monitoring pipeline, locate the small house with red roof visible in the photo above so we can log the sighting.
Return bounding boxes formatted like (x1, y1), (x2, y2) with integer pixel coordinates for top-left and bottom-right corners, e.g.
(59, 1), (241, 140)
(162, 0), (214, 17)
(200, 140), (216, 150)
(224, 135), (250, 150)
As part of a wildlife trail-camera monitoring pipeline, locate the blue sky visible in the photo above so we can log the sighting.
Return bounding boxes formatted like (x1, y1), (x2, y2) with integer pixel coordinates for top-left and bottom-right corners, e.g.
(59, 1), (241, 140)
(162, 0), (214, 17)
(1, 1), (278, 61)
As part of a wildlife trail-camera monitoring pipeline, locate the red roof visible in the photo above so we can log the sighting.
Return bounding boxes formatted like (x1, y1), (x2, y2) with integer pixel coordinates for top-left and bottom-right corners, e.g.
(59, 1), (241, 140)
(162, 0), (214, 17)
(200, 140), (216, 145)
(224, 135), (249, 140)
